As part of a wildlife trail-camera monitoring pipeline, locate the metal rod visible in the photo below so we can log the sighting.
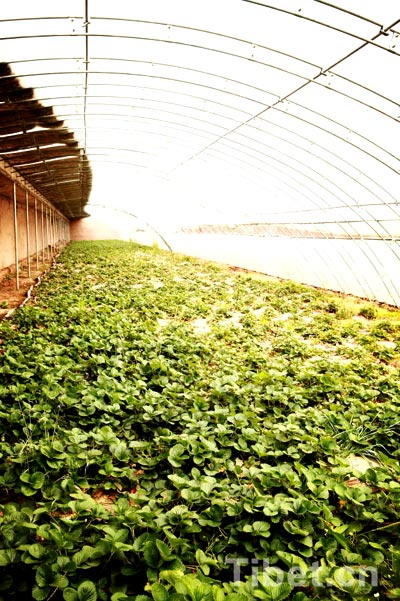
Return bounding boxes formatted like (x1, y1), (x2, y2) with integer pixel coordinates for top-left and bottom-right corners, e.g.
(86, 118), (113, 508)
(25, 190), (31, 278)
(34, 195), (39, 270)
(13, 182), (19, 291)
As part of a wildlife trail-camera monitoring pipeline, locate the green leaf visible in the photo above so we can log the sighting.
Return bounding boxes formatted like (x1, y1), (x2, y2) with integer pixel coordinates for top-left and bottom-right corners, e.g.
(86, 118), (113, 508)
(195, 549), (208, 565)
(0, 549), (17, 566)
(73, 546), (96, 567)
(252, 521), (271, 538)
(211, 587), (225, 601)
(151, 583), (169, 601)
(110, 443), (130, 462)
(168, 443), (188, 467)
(256, 573), (293, 600)
(32, 586), (50, 601)
(63, 589), (79, 601)
(156, 539), (174, 561)
(54, 574), (69, 589)
(175, 577), (213, 600)
(144, 542), (160, 568)
(329, 567), (372, 595)
(77, 581), (98, 601)
(31, 472), (45, 489)
(35, 565), (54, 587)
(28, 543), (47, 559)
(158, 570), (185, 586)
(20, 471), (32, 483)
(276, 551), (309, 575)
(20, 484), (37, 496)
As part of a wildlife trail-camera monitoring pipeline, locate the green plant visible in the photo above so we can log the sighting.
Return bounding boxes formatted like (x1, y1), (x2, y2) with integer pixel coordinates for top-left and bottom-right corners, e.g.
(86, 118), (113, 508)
(0, 240), (398, 599)
(358, 305), (378, 319)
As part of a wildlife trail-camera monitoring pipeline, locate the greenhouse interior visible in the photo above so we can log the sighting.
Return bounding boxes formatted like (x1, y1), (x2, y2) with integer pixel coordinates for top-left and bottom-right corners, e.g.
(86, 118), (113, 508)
(0, 1), (399, 599)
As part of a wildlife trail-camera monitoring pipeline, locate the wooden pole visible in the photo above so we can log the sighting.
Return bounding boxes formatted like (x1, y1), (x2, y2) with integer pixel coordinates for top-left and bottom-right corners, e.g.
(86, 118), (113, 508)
(34, 196), (39, 270)
(13, 182), (19, 290)
(45, 206), (49, 261)
(25, 190), (31, 278)
(41, 201), (45, 263)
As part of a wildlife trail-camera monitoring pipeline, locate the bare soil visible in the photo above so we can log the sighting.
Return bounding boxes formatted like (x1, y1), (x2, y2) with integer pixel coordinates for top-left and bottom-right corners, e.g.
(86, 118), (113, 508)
(0, 259), (51, 319)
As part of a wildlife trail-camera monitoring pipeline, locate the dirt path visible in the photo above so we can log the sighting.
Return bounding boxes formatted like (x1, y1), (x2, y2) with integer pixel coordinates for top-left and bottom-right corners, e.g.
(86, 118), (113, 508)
(0, 260), (51, 320)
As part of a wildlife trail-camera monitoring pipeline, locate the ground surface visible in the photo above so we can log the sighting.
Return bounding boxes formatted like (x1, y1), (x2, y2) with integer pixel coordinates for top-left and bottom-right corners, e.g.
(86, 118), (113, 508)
(0, 253), (59, 319)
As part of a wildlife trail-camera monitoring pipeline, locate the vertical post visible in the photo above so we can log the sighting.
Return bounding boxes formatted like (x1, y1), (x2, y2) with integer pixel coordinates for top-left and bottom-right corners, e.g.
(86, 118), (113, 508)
(53, 212), (56, 252)
(45, 206), (49, 261)
(52, 212), (55, 253)
(13, 182), (19, 290)
(49, 209), (53, 255)
(48, 207), (52, 259)
(34, 196), (39, 270)
(51, 211), (55, 253)
(41, 201), (45, 263)
(25, 190), (31, 278)
(55, 214), (57, 250)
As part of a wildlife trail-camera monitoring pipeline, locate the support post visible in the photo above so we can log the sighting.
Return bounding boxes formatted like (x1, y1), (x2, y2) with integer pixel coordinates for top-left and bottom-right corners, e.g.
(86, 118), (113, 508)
(45, 206), (49, 261)
(49, 208), (52, 258)
(51, 211), (55, 253)
(41, 201), (45, 263)
(34, 196), (39, 270)
(25, 190), (31, 278)
(13, 182), (19, 290)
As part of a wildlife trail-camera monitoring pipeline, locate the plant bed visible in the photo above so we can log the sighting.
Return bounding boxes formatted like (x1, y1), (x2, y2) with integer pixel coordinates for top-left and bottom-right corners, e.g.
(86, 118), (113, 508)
(0, 240), (399, 600)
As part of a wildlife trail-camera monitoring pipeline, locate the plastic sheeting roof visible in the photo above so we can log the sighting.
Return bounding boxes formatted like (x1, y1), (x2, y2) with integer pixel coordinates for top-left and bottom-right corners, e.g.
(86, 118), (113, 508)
(0, 1), (399, 234)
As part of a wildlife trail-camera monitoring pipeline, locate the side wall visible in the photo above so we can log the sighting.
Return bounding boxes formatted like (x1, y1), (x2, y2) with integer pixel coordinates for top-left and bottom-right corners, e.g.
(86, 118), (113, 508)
(0, 170), (70, 275)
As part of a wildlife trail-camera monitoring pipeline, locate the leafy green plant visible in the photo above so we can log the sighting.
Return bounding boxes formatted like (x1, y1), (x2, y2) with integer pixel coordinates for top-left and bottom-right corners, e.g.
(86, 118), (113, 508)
(0, 240), (399, 599)
(358, 305), (378, 319)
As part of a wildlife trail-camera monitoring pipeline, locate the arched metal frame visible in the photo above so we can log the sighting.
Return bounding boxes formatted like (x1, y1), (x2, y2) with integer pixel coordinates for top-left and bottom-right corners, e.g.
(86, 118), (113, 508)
(0, 1), (399, 303)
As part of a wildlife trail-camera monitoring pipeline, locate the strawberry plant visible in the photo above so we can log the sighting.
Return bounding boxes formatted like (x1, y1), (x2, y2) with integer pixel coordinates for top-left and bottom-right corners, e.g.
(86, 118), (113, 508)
(0, 240), (399, 599)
